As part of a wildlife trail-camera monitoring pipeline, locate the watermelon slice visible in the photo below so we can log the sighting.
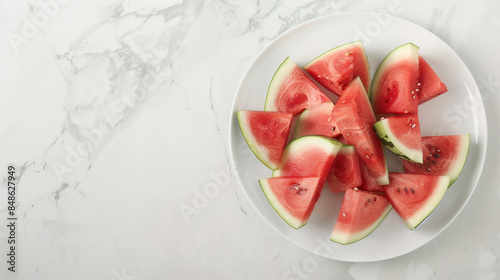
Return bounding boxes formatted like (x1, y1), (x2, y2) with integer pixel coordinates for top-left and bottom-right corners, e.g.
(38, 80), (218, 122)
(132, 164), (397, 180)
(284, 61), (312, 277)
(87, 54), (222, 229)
(330, 188), (392, 244)
(370, 43), (420, 114)
(265, 57), (330, 115)
(273, 136), (343, 187)
(417, 56), (448, 104)
(237, 111), (293, 169)
(259, 177), (323, 229)
(293, 102), (341, 139)
(403, 135), (470, 186)
(331, 78), (389, 185)
(373, 114), (423, 163)
(303, 41), (370, 96)
(326, 145), (362, 193)
(383, 173), (450, 230)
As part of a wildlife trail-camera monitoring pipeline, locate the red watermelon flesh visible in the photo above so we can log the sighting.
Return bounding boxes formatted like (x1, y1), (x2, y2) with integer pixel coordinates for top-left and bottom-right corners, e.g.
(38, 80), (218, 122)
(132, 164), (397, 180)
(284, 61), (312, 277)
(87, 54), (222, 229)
(330, 188), (392, 244)
(293, 102), (341, 139)
(358, 161), (384, 192)
(403, 135), (470, 186)
(303, 41), (370, 96)
(370, 43), (420, 114)
(265, 57), (330, 116)
(326, 145), (362, 193)
(332, 102), (389, 185)
(336, 77), (376, 123)
(259, 176), (323, 229)
(383, 173), (450, 229)
(272, 136), (343, 187)
(417, 56), (448, 104)
(237, 111), (293, 170)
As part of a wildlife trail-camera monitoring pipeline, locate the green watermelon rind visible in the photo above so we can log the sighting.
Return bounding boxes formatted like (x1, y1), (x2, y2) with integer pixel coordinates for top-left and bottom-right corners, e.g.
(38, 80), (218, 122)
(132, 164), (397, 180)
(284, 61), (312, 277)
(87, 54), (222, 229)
(258, 178), (316, 229)
(445, 134), (470, 186)
(303, 41), (370, 94)
(237, 111), (290, 170)
(369, 43), (420, 108)
(404, 175), (450, 230)
(330, 201), (392, 245)
(373, 119), (423, 164)
(272, 135), (344, 177)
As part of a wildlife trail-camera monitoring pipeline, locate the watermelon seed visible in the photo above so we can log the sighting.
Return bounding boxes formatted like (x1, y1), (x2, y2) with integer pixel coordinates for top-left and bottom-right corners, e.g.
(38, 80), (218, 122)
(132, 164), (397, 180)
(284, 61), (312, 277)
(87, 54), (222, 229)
(374, 197), (377, 202)
(437, 149), (441, 153)
(416, 89), (419, 92)
(413, 95), (416, 99)
(426, 167), (431, 171)
(432, 161), (437, 164)
(429, 153), (433, 156)
(367, 198), (371, 202)
(417, 82), (421, 86)
(332, 127), (336, 132)
(434, 153), (440, 157)
(404, 188), (408, 193)
(342, 213), (346, 217)
(366, 155), (370, 159)
(427, 157), (431, 161)
(397, 188), (401, 193)
(410, 124), (416, 128)
(411, 188), (415, 193)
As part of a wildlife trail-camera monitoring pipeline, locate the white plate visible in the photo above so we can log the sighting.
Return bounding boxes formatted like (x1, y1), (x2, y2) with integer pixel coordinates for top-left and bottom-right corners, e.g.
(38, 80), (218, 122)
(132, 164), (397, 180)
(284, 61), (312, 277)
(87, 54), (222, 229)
(228, 12), (487, 262)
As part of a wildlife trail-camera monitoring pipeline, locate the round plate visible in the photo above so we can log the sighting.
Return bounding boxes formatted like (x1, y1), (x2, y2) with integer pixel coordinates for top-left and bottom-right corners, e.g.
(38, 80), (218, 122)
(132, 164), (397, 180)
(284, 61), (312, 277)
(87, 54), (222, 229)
(228, 12), (487, 262)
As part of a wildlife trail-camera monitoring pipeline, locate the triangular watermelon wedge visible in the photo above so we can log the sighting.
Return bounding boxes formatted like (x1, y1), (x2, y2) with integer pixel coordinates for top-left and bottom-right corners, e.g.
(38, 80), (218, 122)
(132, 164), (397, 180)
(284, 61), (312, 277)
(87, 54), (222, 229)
(403, 135), (470, 186)
(259, 176), (323, 229)
(331, 78), (389, 185)
(237, 111), (293, 170)
(417, 56), (448, 104)
(382, 173), (450, 230)
(330, 188), (392, 244)
(370, 43), (420, 114)
(265, 57), (330, 115)
(303, 41), (370, 96)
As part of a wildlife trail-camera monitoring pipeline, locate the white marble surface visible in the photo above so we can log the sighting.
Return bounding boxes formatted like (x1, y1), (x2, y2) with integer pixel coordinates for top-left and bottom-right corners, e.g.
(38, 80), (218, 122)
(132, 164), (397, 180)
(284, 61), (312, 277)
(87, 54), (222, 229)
(0, 0), (499, 279)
